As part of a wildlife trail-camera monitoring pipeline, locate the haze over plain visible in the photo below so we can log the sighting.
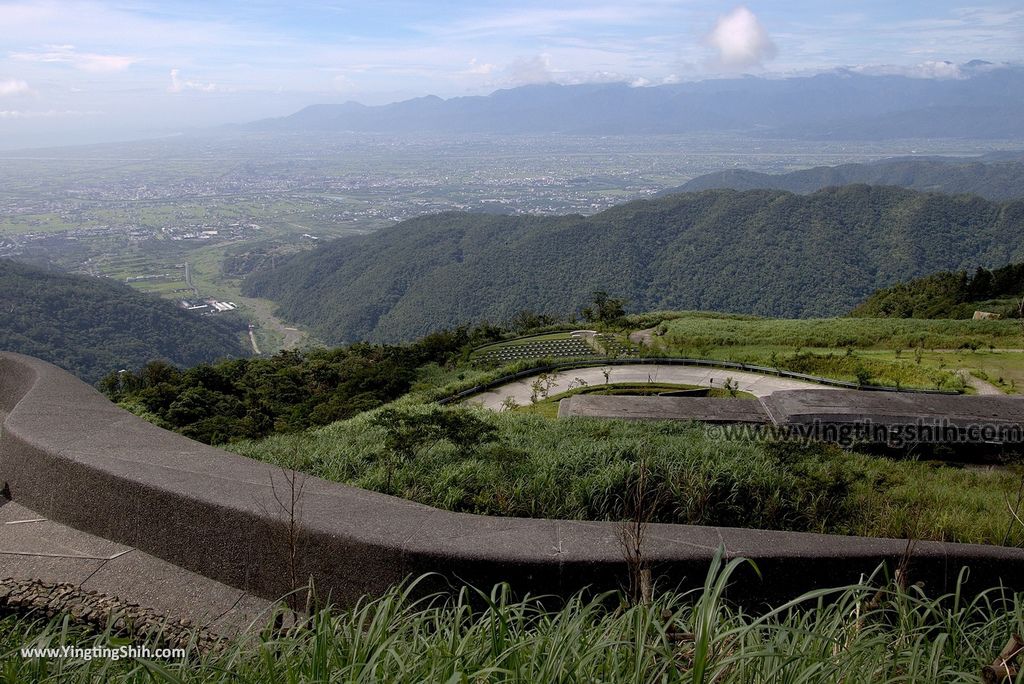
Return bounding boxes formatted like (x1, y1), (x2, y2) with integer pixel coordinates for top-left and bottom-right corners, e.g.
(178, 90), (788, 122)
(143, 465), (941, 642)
(1, 1), (1022, 147)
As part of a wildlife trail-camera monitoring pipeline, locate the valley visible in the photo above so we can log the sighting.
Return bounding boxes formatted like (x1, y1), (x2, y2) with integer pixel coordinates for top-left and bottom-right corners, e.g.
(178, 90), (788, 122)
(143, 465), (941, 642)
(6, 5), (1024, 680)
(1, 133), (1015, 355)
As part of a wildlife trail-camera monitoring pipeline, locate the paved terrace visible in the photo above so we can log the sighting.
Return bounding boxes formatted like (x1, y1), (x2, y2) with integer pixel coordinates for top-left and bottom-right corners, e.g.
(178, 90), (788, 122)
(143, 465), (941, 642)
(560, 389), (1024, 443)
(468, 364), (841, 410)
(0, 499), (271, 634)
(558, 395), (770, 424)
(2, 352), (1024, 611)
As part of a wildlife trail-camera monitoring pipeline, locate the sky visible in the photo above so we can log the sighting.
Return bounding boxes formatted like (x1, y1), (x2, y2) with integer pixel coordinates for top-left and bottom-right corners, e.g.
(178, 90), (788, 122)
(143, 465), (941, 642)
(1, 0), (1023, 147)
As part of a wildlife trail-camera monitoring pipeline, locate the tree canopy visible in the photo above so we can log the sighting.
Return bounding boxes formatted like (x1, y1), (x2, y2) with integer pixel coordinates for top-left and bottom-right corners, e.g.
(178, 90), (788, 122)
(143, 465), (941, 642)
(0, 259), (248, 383)
(244, 186), (1024, 344)
(851, 262), (1024, 319)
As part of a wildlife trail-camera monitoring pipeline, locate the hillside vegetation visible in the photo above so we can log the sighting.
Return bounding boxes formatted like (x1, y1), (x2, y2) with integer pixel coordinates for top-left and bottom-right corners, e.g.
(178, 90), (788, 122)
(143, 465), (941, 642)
(244, 186), (1024, 344)
(0, 259), (248, 383)
(100, 326), (500, 444)
(6, 566), (1023, 683)
(639, 313), (1024, 391)
(852, 262), (1024, 319)
(655, 315), (1021, 350)
(674, 157), (1024, 201)
(234, 401), (1024, 546)
(98, 311), (1024, 544)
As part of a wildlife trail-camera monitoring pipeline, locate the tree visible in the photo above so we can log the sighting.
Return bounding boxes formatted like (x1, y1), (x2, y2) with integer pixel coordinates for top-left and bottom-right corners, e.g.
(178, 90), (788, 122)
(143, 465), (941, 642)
(499, 397), (521, 412)
(509, 310), (558, 334)
(370, 407), (498, 489)
(582, 291), (626, 326)
(529, 372), (556, 403)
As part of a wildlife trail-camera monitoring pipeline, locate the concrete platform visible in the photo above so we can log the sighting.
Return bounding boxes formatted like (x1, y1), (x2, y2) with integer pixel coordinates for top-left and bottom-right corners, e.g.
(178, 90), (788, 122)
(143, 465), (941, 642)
(558, 395), (770, 423)
(764, 389), (1024, 444)
(764, 389), (1024, 426)
(468, 364), (841, 409)
(556, 389), (1024, 445)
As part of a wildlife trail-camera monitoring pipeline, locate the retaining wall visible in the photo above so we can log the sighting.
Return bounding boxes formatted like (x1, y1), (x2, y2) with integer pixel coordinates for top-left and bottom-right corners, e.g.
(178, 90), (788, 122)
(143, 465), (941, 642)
(1, 352), (1022, 607)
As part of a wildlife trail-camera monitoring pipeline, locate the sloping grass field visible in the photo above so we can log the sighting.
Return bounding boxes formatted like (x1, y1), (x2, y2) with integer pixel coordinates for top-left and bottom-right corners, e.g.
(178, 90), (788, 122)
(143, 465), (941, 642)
(638, 313), (1024, 392)
(231, 405), (1024, 546)
(4, 559), (1024, 683)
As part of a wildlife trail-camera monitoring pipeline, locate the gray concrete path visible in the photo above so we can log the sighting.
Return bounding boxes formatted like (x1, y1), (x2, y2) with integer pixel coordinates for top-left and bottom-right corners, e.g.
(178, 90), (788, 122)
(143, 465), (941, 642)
(467, 364), (839, 410)
(0, 499), (273, 635)
(961, 370), (1004, 396)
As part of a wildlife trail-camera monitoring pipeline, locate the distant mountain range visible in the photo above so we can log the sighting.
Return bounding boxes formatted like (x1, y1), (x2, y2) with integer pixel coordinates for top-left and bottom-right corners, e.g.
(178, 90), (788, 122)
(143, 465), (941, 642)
(0, 260), (248, 383)
(670, 154), (1024, 201)
(243, 186), (1024, 344)
(247, 63), (1024, 140)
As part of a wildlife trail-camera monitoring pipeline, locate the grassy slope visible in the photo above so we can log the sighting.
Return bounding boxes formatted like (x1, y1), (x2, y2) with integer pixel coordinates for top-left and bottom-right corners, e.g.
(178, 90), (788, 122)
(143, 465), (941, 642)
(217, 314), (1024, 545)
(231, 404), (1024, 546)
(5, 565), (1024, 683)
(640, 313), (1024, 392)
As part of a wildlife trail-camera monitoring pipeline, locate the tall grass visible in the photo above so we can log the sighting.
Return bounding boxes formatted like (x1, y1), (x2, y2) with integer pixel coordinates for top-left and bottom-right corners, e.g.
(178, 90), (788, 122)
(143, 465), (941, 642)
(4, 558), (1023, 683)
(230, 406), (1024, 545)
(658, 316), (1021, 351)
(634, 314), (1024, 389)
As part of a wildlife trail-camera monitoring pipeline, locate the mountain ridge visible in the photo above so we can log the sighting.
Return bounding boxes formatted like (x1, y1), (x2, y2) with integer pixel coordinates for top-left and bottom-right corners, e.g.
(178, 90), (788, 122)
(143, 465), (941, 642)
(669, 156), (1024, 201)
(244, 65), (1024, 139)
(242, 185), (1024, 344)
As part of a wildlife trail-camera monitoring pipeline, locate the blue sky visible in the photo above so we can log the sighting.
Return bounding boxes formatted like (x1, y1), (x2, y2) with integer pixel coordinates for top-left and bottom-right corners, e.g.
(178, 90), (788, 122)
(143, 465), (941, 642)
(1, 1), (1023, 145)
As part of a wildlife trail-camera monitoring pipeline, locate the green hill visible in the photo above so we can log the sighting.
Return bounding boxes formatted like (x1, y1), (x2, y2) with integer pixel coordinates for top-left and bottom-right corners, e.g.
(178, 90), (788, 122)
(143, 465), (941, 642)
(671, 157), (1024, 201)
(0, 259), (249, 383)
(243, 186), (1024, 344)
(851, 262), (1024, 319)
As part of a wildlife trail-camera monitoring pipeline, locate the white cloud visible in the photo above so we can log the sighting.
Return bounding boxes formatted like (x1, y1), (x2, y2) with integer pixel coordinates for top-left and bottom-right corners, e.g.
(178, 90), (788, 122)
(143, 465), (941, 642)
(168, 68), (218, 93)
(0, 79), (31, 96)
(501, 55), (554, 86)
(0, 109), (97, 119)
(706, 6), (777, 68)
(11, 44), (138, 72)
(900, 60), (963, 79)
(846, 60), (971, 79)
(466, 58), (495, 75)
(423, 6), (658, 38)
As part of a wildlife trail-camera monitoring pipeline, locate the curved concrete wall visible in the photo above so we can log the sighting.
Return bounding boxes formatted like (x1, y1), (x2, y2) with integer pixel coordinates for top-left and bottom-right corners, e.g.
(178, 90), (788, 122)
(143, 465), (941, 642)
(2, 351), (1023, 607)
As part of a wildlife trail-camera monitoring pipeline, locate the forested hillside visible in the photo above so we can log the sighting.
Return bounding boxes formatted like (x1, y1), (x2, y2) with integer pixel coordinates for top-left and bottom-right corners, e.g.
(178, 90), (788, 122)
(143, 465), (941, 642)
(672, 158), (1024, 201)
(0, 259), (248, 382)
(851, 262), (1024, 319)
(101, 326), (496, 444)
(243, 186), (1024, 344)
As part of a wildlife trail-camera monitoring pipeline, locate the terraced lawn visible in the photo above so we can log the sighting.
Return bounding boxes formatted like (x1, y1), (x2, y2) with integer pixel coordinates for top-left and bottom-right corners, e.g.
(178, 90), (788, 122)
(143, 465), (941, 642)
(517, 382), (756, 418)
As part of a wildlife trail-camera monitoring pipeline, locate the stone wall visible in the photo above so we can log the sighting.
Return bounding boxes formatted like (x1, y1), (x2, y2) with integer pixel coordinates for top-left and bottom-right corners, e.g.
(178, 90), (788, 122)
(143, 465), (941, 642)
(0, 577), (220, 651)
